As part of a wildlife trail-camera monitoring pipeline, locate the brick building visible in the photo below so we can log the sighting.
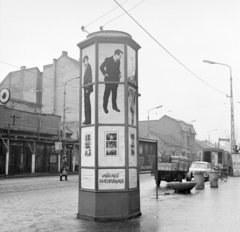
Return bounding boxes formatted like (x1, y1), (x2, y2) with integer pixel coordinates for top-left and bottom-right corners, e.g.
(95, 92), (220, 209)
(0, 51), (80, 175)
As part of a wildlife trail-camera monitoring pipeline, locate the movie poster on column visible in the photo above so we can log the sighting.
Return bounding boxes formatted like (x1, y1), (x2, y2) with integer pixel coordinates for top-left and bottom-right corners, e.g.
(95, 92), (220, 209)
(98, 169), (125, 190)
(98, 126), (125, 167)
(129, 168), (137, 189)
(98, 43), (124, 124)
(81, 168), (95, 189)
(81, 44), (95, 126)
(128, 86), (136, 126)
(98, 84), (124, 124)
(127, 45), (137, 86)
(129, 127), (137, 167)
(81, 127), (95, 167)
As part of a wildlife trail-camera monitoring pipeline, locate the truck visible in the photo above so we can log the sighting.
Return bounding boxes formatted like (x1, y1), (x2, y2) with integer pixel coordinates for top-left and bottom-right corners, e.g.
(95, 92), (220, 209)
(151, 145), (190, 186)
(201, 148), (232, 174)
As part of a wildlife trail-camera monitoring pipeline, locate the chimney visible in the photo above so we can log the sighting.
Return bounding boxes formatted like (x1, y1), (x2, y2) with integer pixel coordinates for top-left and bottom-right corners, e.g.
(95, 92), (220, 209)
(21, 66), (26, 70)
(62, 51), (68, 56)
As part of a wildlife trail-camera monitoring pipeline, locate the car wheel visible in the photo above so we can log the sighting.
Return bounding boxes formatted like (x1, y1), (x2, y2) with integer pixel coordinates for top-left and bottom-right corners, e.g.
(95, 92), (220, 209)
(156, 179), (161, 187)
(205, 175), (209, 182)
(186, 172), (192, 181)
(177, 174), (183, 183)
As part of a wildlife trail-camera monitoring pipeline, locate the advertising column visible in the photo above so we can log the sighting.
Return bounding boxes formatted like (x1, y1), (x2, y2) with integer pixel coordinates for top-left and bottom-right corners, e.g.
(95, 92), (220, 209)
(77, 31), (141, 221)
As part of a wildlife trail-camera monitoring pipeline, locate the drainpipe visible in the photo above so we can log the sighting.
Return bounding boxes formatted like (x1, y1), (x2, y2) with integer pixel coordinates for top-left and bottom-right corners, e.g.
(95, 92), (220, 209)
(53, 59), (57, 114)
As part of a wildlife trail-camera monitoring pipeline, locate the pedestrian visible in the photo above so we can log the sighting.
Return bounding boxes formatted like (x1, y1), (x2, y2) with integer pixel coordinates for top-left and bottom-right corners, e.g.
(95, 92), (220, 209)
(60, 155), (69, 181)
(100, 49), (123, 114)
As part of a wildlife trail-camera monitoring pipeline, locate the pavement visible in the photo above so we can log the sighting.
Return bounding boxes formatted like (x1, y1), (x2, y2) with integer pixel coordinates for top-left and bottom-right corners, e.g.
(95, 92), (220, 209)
(0, 174), (240, 232)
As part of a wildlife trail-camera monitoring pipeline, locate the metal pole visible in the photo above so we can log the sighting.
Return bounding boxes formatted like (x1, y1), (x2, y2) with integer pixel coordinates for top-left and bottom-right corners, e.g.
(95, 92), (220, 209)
(62, 76), (80, 157)
(63, 83), (67, 157)
(148, 112), (150, 138)
(148, 105), (163, 138)
(229, 66), (236, 153)
(203, 60), (235, 152)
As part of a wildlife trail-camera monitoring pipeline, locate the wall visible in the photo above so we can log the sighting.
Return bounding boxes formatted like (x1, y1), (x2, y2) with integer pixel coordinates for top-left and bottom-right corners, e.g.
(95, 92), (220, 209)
(41, 52), (79, 127)
(0, 67), (42, 113)
(157, 116), (181, 141)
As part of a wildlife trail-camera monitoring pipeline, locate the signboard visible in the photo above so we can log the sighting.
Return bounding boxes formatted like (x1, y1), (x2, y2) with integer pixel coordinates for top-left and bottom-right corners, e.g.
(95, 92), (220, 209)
(138, 139), (157, 172)
(231, 153), (240, 177)
(129, 168), (137, 189)
(55, 142), (62, 150)
(211, 151), (218, 168)
(0, 88), (11, 104)
(50, 154), (57, 163)
(81, 169), (95, 189)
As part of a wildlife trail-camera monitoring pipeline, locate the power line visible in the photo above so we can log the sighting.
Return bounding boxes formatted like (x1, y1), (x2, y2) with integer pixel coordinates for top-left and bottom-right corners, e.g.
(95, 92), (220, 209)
(103, 0), (145, 28)
(114, 0), (227, 96)
(84, 0), (129, 29)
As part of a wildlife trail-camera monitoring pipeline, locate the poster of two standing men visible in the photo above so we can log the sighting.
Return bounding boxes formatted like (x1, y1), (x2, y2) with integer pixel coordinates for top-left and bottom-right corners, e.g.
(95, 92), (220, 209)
(82, 44), (136, 125)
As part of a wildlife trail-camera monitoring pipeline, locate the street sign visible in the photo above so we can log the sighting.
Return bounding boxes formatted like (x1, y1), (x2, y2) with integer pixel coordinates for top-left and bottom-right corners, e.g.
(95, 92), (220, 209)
(55, 142), (62, 150)
(219, 138), (230, 142)
(0, 88), (11, 104)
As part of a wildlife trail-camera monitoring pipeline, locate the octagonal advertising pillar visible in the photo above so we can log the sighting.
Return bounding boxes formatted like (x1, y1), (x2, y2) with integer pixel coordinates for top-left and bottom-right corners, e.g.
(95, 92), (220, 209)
(77, 31), (141, 221)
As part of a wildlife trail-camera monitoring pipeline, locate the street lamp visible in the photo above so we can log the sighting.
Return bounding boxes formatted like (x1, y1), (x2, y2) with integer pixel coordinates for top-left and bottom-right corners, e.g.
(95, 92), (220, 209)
(203, 59), (236, 152)
(63, 76), (80, 156)
(148, 105), (163, 138)
(188, 120), (196, 123)
(207, 129), (218, 143)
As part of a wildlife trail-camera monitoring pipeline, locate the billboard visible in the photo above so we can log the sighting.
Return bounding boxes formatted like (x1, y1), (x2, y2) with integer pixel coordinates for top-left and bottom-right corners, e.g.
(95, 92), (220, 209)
(231, 153), (240, 176)
(138, 139), (157, 172)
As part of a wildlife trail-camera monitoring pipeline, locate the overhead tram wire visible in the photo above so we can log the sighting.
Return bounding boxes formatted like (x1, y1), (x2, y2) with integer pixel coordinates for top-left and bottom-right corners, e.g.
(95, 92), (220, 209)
(103, 0), (146, 28)
(113, 0), (227, 97)
(83, 0), (129, 30)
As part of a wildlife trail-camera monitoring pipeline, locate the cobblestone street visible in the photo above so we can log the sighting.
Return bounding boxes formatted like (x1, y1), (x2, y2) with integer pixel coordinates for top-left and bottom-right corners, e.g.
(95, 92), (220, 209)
(0, 176), (79, 232)
(1, 174), (240, 232)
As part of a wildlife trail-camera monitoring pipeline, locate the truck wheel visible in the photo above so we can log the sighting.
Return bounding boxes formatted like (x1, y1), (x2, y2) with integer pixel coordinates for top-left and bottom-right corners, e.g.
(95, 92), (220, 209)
(177, 174), (182, 183)
(156, 179), (161, 187)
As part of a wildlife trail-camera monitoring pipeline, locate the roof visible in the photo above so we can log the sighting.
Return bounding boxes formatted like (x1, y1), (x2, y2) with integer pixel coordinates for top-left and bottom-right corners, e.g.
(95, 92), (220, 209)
(151, 129), (180, 145)
(160, 115), (197, 134)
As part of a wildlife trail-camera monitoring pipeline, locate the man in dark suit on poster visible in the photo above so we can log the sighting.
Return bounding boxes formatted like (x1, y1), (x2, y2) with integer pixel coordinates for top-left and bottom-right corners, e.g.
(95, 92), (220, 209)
(100, 49), (123, 114)
(83, 55), (93, 125)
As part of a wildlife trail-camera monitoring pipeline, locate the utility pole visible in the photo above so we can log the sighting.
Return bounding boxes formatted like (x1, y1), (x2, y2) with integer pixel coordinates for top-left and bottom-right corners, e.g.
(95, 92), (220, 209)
(203, 60), (236, 153)
(62, 76), (80, 156)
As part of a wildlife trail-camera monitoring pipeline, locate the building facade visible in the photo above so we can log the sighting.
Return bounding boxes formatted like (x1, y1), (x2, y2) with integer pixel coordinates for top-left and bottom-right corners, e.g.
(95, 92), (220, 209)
(0, 51), (80, 175)
(139, 115), (197, 161)
(0, 105), (63, 175)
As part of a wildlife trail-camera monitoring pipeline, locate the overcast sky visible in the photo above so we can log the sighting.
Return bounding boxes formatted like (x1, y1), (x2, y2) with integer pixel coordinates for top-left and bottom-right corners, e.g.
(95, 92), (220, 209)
(1, 0), (240, 145)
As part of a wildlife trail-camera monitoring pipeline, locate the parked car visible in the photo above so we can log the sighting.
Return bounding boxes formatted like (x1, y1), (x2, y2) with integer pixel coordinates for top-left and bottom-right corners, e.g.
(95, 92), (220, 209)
(187, 161), (211, 181)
